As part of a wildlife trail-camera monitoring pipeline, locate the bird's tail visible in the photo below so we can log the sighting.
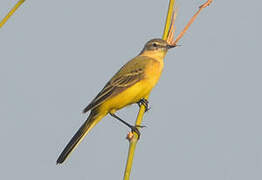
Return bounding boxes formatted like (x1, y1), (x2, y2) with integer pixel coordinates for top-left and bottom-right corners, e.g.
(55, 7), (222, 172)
(56, 110), (105, 164)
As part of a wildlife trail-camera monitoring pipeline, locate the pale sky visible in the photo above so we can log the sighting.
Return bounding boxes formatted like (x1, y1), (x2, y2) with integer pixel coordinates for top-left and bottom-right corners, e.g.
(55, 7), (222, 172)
(0, 0), (261, 180)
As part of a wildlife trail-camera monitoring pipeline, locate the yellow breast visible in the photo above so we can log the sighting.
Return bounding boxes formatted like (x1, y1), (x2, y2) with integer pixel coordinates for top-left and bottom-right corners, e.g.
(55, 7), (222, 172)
(99, 54), (165, 114)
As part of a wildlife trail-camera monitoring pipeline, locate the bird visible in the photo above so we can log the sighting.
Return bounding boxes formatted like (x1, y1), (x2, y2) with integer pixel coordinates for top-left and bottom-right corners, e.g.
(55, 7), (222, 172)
(56, 38), (176, 164)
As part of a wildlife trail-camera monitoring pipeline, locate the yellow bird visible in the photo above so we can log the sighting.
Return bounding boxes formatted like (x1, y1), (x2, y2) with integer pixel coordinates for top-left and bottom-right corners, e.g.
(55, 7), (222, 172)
(56, 38), (176, 164)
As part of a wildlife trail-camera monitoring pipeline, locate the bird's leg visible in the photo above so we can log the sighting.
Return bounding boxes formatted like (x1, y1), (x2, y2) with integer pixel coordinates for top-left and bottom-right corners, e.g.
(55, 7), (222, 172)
(109, 113), (145, 139)
(137, 98), (150, 112)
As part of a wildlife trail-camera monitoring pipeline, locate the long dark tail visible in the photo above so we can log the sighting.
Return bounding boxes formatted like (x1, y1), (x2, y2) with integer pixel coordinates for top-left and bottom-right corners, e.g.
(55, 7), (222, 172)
(56, 110), (105, 164)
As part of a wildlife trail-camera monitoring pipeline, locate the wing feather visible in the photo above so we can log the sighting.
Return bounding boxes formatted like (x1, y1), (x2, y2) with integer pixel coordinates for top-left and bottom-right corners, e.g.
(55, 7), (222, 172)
(82, 68), (144, 113)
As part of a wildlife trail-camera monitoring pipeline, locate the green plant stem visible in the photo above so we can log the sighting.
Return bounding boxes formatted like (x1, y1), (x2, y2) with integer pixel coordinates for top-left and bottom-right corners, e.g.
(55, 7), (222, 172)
(123, 94), (149, 180)
(123, 1), (175, 180)
(0, 0), (26, 28)
(163, 0), (176, 40)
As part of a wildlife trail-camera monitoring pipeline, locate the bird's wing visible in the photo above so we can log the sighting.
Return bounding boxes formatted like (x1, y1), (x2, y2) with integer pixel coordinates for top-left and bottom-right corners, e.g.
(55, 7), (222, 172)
(82, 60), (145, 113)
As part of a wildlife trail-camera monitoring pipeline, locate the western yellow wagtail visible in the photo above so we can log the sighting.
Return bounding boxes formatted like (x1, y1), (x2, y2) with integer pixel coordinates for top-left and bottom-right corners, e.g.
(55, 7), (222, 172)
(56, 39), (176, 164)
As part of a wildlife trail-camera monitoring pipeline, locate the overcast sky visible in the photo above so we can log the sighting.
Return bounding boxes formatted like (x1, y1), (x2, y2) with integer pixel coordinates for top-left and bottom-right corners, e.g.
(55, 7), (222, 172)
(0, 0), (261, 180)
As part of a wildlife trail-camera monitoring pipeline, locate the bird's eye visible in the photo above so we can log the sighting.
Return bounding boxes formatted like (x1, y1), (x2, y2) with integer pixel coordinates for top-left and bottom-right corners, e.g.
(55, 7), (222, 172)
(152, 43), (158, 47)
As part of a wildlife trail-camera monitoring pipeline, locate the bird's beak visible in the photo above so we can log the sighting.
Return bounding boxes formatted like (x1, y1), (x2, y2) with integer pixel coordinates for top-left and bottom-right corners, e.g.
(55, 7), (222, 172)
(167, 44), (176, 49)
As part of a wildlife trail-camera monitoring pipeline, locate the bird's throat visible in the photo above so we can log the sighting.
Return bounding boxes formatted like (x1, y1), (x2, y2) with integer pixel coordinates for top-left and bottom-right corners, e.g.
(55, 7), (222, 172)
(140, 51), (167, 62)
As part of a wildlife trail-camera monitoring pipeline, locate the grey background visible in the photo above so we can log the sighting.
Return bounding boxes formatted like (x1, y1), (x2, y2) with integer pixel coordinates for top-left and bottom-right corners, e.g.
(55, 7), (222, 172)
(0, 0), (261, 179)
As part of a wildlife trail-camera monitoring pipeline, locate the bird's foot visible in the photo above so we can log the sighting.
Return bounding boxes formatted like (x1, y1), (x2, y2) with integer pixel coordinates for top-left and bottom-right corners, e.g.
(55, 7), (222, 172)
(130, 124), (146, 140)
(109, 113), (146, 140)
(137, 98), (150, 112)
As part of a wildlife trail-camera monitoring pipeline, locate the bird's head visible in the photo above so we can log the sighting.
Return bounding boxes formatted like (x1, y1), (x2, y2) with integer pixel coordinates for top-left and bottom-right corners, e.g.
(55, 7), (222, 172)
(140, 38), (176, 59)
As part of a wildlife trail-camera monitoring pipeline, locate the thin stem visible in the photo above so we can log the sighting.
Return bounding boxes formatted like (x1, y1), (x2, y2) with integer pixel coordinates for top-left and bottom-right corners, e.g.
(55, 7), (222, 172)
(0, 0), (26, 28)
(123, 0), (213, 179)
(174, 0), (213, 44)
(123, 1), (175, 180)
(162, 0), (176, 40)
(123, 95), (149, 180)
